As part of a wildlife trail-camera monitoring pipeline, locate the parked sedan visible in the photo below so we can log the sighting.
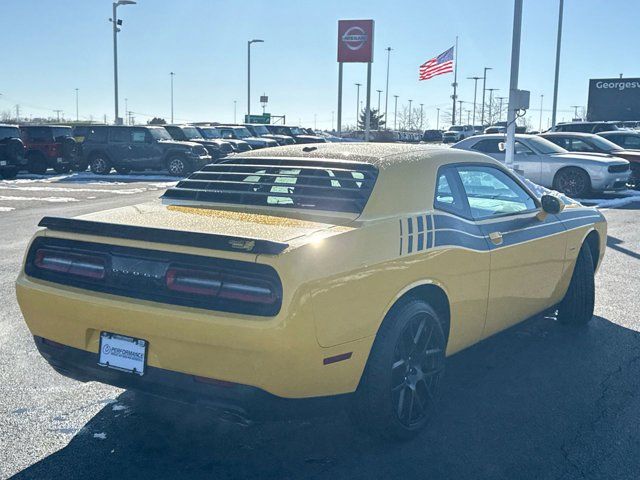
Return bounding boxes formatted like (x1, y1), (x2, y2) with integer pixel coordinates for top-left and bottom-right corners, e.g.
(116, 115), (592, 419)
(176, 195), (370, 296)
(540, 132), (640, 188)
(216, 126), (278, 150)
(453, 134), (630, 197)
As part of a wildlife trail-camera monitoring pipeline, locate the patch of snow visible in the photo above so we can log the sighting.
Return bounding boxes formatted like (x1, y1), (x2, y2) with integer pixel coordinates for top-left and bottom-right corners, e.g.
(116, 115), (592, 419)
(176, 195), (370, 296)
(93, 432), (107, 440)
(0, 206), (15, 212)
(0, 195), (78, 203)
(111, 404), (128, 412)
(0, 185), (146, 195)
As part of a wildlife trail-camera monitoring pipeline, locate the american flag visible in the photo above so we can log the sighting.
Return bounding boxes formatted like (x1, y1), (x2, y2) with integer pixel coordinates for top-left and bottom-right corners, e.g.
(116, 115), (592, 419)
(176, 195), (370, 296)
(419, 46), (455, 81)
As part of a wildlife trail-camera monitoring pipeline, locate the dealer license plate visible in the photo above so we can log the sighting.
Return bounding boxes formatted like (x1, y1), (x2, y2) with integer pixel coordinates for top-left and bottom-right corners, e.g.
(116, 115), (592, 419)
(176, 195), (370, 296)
(98, 332), (147, 376)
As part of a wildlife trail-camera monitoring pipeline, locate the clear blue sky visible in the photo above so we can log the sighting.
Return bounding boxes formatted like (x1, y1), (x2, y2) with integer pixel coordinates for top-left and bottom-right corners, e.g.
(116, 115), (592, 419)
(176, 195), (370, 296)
(0, 0), (637, 129)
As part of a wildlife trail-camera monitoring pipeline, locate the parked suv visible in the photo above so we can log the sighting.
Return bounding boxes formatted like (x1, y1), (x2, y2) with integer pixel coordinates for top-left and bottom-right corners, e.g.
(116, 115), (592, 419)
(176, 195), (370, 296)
(442, 125), (475, 143)
(195, 126), (252, 152)
(0, 124), (27, 179)
(81, 126), (211, 176)
(20, 125), (78, 174)
(216, 125), (278, 149)
(243, 124), (295, 145)
(164, 125), (233, 160)
(265, 125), (326, 144)
(551, 122), (620, 134)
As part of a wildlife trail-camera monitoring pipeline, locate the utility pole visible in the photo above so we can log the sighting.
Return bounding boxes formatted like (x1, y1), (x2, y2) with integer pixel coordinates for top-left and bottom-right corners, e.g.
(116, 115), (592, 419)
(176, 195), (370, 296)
(75, 88), (79, 122)
(408, 99), (413, 130)
(314, 114), (317, 130)
(170, 72), (175, 123)
(331, 111), (335, 131)
(420, 103), (424, 129)
(355, 83), (362, 127)
(487, 88), (499, 125)
(505, 0), (523, 167)
(436, 107), (440, 130)
(468, 76), (481, 126)
(233, 100), (237, 123)
(551, 0), (564, 127)
(376, 90), (382, 112)
(384, 47), (392, 129)
(124, 98), (128, 124)
(451, 36), (459, 125)
(570, 105), (580, 119)
(111, 0), (137, 125)
(539, 94), (544, 131)
(54, 109), (62, 122)
(457, 100), (463, 125)
(497, 96), (508, 122)
(247, 39), (264, 119)
(480, 66), (492, 125)
(393, 95), (399, 130)
(15, 105), (20, 122)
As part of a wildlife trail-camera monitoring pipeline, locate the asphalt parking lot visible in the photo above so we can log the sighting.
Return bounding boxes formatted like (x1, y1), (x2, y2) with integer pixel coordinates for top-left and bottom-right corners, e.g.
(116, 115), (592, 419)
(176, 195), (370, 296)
(1, 174), (639, 480)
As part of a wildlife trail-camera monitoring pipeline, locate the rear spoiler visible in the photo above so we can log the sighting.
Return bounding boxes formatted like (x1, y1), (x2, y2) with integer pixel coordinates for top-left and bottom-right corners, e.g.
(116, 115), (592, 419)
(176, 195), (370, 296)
(38, 216), (289, 255)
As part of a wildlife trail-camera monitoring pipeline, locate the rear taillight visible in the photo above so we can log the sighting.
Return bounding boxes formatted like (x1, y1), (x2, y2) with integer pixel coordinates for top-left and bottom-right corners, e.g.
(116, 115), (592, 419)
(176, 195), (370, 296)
(166, 267), (277, 305)
(34, 249), (106, 279)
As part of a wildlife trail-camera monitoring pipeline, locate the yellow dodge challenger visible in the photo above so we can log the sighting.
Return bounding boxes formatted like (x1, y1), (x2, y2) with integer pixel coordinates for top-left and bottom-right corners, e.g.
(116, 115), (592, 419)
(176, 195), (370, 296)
(16, 143), (606, 439)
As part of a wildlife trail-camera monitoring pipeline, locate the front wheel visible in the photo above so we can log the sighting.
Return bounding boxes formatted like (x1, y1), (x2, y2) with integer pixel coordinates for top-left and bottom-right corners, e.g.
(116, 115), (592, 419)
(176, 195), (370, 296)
(557, 243), (595, 326)
(349, 298), (446, 440)
(89, 155), (111, 175)
(166, 156), (191, 177)
(553, 167), (591, 198)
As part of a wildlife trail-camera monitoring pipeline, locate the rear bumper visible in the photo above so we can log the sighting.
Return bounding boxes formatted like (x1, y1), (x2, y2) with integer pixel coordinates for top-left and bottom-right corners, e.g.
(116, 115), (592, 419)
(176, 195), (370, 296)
(34, 336), (351, 420)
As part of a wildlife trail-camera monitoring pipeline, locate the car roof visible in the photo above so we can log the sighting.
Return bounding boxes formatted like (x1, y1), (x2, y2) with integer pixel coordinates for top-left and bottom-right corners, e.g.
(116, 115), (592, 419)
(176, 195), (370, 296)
(600, 130), (639, 135)
(20, 124), (71, 128)
(540, 132), (597, 138)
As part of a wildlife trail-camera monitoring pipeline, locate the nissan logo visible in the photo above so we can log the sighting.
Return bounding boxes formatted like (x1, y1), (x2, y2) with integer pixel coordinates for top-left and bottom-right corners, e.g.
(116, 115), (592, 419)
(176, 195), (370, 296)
(342, 26), (368, 51)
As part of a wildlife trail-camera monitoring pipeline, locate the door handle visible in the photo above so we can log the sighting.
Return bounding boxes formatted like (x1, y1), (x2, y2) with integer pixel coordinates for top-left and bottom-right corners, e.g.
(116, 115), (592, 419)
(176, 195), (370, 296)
(489, 231), (503, 245)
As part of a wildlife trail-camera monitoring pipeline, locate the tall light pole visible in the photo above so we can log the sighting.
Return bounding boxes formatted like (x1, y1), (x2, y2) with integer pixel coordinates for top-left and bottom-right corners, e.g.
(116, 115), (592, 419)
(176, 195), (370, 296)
(436, 107), (440, 130)
(570, 105), (580, 119)
(420, 103), (424, 129)
(497, 96), (508, 122)
(247, 39), (264, 120)
(355, 83), (362, 126)
(111, 0), (136, 125)
(393, 95), (399, 130)
(384, 47), (392, 129)
(170, 72), (175, 123)
(480, 67), (492, 126)
(233, 100), (237, 123)
(487, 88), (498, 125)
(551, 0), (564, 127)
(539, 94), (544, 131)
(505, 0), (523, 167)
(457, 100), (463, 125)
(376, 89), (382, 112)
(467, 76), (481, 126)
(75, 88), (79, 122)
(124, 97), (128, 125)
(408, 99), (413, 130)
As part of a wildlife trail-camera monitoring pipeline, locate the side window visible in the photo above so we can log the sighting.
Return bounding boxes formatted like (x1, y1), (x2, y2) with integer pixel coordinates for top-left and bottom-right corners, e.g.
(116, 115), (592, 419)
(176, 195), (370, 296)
(110, 128), (130, 143)
(456, 166), (537, 219)
(514, 141), (534, 155)
(434, 168), (468, 216)
(471, 139), (503, 154)
(569, 138), (595, 152)
(25, 127), (52, 142)
(88, 128), (107, 142)
(131, 129), (146, 143)
(622, 135), (640, 148)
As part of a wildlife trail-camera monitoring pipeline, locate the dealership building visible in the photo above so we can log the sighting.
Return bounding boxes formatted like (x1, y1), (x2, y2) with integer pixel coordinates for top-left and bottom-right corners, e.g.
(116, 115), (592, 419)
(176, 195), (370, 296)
(587, 77), (640, 121)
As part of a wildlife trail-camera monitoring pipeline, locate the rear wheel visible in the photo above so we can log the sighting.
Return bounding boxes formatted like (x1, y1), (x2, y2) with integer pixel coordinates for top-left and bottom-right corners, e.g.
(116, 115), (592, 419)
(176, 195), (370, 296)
(557, 243), (595, 326)
(350, 298), (446, 440)
(89, 154), (111, 175)
(166, 155), (191, 177)
(553, 167), (591, 198)
(0, 167), (19, 180)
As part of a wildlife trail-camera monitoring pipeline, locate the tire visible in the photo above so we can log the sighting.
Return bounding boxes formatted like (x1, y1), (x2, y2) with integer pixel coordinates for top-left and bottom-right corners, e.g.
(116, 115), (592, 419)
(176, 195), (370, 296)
(0, 167), (19, 180)
(114, 166), (131, 175)
(53, 164), (70, 174)
(553, 167), (591, 198)
(27, 153), (48, 175)
(349, 298), (446, 440)
(166, 155), (191, 177)
(557, 243), (595, 326)
(89, 154), (111, 175)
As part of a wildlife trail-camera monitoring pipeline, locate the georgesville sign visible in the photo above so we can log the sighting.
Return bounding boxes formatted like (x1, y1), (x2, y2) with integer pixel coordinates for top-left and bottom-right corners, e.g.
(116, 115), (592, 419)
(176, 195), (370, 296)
(587, 77), (640, 121)
(337, 20), (375, 63)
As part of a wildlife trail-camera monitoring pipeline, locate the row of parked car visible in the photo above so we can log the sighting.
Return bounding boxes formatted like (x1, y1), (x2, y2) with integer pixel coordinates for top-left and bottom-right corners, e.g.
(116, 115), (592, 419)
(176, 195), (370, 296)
(0, 123), (327, 179)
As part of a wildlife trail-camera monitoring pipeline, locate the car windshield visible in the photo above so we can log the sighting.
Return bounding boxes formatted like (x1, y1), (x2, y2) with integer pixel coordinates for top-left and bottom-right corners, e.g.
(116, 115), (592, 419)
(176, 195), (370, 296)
(289, 127), (303, 135)
(148, 128), (173, 140)
(588, 135), (621, 152)
(181, 127), (203, 139)
(449, 126), (464, 132)
(234, 128), (252, 138)
(199, 128), (221, 139)
(0, 126), (20, 140)
(250, 125), (270, 135)
(526, 136), (566, 154)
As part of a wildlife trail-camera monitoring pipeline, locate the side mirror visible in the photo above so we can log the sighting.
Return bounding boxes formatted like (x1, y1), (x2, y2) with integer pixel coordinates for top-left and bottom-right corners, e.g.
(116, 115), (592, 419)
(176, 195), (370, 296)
(541, 194), (564, 215)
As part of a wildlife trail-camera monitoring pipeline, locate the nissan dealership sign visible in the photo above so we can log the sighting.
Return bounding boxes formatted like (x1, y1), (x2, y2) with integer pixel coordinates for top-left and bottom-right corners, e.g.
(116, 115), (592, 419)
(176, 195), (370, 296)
(587, 77), (640, 121)
(337, 20), (374, 63)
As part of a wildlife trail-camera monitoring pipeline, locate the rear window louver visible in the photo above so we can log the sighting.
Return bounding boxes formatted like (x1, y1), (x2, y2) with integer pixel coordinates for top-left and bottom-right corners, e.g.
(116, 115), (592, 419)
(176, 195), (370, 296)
(162, 157), (379, 214)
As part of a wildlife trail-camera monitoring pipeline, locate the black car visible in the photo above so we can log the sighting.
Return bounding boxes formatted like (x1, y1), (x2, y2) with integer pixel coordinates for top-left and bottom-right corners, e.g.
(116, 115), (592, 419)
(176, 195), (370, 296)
(195, 126), (252, 153)
(215, 125), (278, 149)
(20, 125), (78, 174)
(0, 124), (27, 179)
(242, 124), (295, 146)
(164, 125), (233, 160)
(551, 121), (620, 134)
(422, 129), (443, 142)
(265, 125), (326, 144)
(599, 130), (640, 150)
(81, 126), (211, 176)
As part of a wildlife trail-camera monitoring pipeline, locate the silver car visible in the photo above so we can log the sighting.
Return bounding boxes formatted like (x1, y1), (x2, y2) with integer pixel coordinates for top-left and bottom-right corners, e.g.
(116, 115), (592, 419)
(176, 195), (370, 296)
(453, 134), (631, 197)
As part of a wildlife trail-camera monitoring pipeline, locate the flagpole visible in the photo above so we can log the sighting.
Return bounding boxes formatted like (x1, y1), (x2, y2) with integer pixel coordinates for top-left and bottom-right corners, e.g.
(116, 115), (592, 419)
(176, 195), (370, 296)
(451, 36), (458, 125)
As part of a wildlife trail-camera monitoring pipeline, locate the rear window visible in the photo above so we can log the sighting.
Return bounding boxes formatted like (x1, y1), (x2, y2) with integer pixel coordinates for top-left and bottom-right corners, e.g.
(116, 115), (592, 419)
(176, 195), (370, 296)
(22, 127), (52, 142)
(162, 158), (378, 214)
(0, 126), (20, 140)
